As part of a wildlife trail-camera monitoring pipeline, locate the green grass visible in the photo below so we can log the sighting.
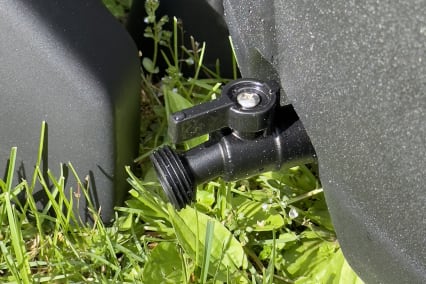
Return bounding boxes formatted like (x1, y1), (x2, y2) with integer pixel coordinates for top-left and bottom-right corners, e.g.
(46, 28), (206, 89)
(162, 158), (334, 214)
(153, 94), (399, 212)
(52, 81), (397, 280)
(0, 1), (364, 283)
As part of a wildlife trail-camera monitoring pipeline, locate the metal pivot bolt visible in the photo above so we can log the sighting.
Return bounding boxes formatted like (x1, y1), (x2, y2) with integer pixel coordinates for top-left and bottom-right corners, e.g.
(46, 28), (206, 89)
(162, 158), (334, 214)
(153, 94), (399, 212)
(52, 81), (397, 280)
(150, 79), (317, 209)
(237, 92), (261, 108)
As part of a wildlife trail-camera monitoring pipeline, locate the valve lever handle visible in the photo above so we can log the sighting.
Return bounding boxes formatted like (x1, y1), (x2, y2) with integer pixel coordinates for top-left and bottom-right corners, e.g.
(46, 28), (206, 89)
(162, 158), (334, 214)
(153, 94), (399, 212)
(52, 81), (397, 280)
(168, 79), (279, 144)
(168, 95), (234, 144)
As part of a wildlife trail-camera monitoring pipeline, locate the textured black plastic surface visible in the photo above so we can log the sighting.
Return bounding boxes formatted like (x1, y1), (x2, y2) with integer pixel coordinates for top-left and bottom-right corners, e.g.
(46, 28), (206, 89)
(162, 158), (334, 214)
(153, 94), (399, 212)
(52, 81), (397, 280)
(224, 0), (426, 283)
(0, 0), (140, 222)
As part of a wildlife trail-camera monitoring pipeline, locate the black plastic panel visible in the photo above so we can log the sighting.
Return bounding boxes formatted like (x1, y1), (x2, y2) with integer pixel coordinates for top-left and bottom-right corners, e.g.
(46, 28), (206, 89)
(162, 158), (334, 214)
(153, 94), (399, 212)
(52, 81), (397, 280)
(224, 0), (426, 283)
(0, 0), (140, 222)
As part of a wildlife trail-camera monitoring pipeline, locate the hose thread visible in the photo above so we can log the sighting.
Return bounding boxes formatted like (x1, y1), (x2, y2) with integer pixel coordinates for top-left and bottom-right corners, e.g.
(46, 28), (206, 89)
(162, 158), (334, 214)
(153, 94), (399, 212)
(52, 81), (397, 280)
(150, 145), (195, 209)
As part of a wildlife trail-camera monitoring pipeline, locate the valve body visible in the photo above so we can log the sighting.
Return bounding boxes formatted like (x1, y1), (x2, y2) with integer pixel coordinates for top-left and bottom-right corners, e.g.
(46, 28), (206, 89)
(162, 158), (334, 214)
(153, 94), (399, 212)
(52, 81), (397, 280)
(151, 79), (316, 209)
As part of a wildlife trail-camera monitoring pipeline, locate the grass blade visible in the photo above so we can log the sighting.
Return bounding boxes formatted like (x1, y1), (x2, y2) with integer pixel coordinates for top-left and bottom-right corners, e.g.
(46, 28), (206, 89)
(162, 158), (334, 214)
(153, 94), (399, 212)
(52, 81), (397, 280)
(200, 219), (215, 284)
(3, 147), (31, 284)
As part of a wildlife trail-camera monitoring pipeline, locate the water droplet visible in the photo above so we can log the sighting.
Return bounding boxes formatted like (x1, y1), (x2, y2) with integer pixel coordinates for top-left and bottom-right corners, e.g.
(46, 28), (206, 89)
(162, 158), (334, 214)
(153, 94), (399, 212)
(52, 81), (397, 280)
(173, 112), (186, 121)
(289, 208), (298, 219)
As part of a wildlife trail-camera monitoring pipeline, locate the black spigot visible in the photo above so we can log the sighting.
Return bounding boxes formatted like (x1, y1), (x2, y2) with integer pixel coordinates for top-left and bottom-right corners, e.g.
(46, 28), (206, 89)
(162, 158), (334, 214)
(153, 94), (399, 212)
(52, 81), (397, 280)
(150, 79), (316, 209)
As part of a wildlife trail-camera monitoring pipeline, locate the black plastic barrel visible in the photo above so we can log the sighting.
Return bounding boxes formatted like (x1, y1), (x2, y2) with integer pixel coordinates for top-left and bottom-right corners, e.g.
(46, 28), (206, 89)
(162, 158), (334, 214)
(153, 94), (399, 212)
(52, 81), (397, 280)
(224, 1), (426, 283)
(0, 0), (140, 222)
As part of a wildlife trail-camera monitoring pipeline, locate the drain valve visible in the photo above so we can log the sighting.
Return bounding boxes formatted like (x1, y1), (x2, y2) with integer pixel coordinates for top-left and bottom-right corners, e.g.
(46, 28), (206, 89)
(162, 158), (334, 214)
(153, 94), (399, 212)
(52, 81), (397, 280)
(150, 79), (316, 209)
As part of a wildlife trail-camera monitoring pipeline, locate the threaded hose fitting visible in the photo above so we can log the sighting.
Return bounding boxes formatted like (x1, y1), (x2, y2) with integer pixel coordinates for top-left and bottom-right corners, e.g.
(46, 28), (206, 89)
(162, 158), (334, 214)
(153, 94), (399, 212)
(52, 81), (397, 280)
(150, 145), (195, 209)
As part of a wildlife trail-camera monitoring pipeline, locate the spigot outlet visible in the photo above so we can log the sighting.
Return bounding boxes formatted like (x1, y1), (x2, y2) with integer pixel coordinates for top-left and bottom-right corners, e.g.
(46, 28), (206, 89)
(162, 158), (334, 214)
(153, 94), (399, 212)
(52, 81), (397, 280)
(150, 79), (317, 209)
(150, 145), (195, 209)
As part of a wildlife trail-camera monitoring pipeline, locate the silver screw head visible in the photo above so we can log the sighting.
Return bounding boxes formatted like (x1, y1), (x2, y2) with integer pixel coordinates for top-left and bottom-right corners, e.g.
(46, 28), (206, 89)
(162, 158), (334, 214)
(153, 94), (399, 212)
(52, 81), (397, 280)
(236, 92), (261, 108)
